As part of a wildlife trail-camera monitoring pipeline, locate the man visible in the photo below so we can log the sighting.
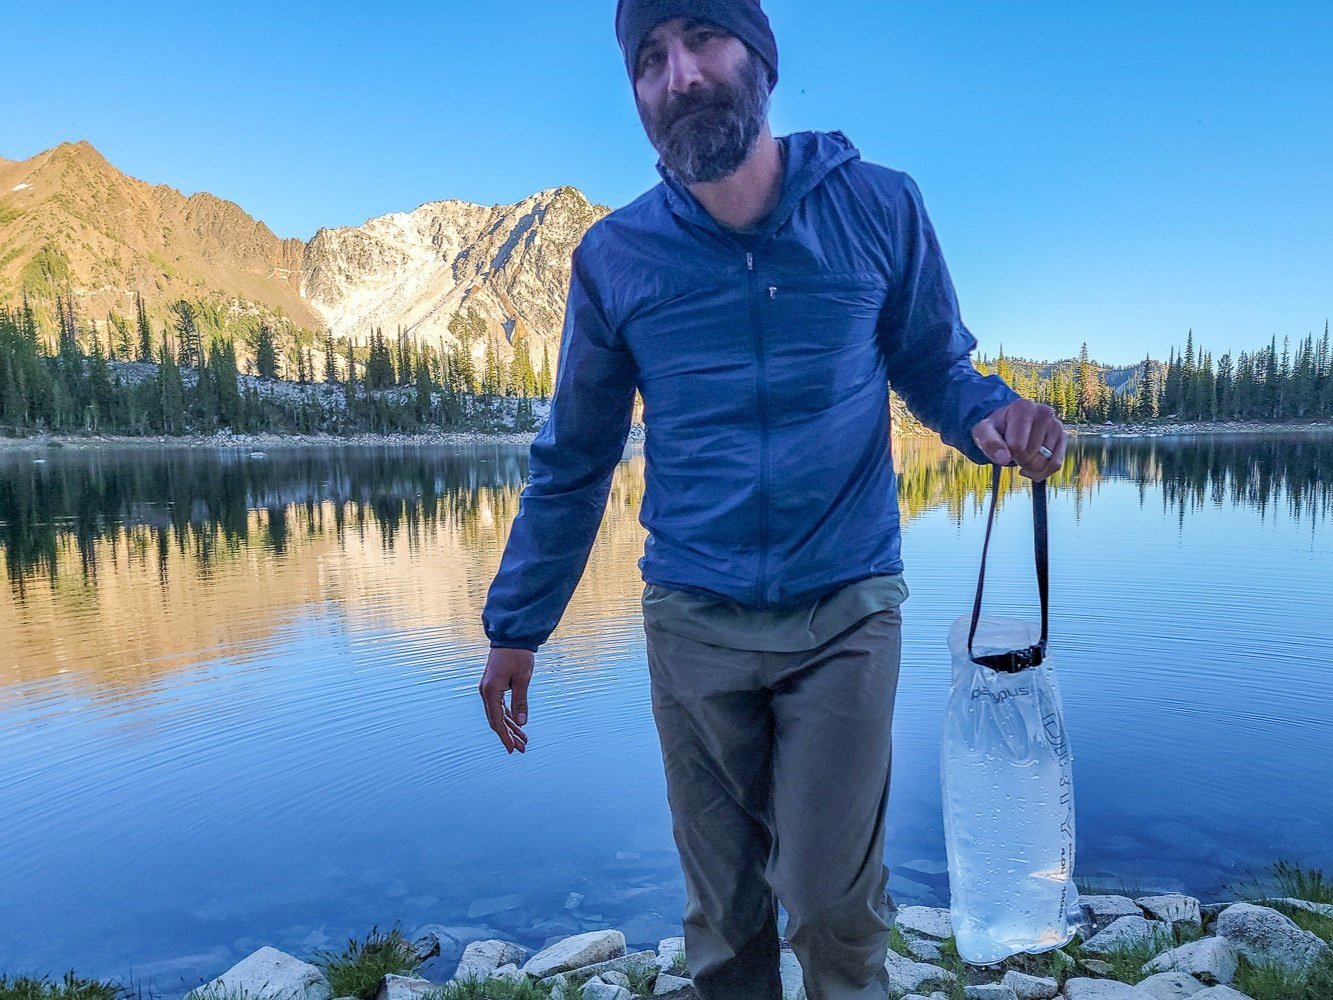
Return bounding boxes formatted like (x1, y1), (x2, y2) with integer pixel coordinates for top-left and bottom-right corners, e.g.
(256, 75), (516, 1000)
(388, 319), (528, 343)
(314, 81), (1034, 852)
(480, 2), (1066, 997)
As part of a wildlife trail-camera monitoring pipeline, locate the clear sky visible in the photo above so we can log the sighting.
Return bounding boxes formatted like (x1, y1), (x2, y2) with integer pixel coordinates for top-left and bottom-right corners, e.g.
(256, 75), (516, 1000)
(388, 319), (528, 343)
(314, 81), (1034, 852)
(4, 0), (1330, 367)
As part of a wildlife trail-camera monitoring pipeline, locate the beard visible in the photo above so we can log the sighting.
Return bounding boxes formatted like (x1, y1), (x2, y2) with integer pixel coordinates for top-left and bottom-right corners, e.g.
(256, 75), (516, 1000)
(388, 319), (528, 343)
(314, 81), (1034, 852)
(637, 49), (772, 185)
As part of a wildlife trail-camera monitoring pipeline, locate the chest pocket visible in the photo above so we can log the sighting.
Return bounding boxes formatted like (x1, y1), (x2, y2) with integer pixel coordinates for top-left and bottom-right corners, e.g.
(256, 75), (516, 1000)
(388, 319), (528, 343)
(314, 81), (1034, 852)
(761, 271), (888, 416)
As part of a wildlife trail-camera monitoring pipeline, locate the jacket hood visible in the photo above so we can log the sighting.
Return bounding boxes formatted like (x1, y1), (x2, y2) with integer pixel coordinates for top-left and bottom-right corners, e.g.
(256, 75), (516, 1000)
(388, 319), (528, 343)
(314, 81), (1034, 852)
(656, 129), (861, 238)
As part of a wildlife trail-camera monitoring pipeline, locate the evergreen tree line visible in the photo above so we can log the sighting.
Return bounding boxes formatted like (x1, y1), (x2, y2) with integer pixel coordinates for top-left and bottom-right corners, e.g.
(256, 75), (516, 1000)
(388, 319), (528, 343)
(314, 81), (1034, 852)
(0, 295), (548, 437)
(977, 324), (1333, 424)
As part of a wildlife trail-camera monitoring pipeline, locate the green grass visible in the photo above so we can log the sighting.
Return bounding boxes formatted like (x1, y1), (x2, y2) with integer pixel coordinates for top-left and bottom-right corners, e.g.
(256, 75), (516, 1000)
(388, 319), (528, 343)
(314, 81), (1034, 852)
(886, 925), (913, 957)
(311, 925), (421, 1000)
(1271, 860), (1333, 904)
(1233, 950), (1333, 1000)
(0, 974), (121, 1000)
(426, 977), (550, 1000)
(666, 950), (689, 977)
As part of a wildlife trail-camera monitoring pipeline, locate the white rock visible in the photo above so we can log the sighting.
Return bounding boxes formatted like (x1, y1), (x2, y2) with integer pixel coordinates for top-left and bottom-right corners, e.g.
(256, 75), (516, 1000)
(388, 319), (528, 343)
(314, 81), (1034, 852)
(582, 982), (632, 1000)
(779, 949), (806, 1000)
(655, 936), (686, 973)
(1213, 902), (1328, 972)
(1080, 895), (1144, 926)
(1000, 969), (1060, 999)
(489, 964), (524, 982)
(896, 906), (954, 939)
(187, 947), (329, 1000)
(905, 936), (943, 961)
(1137, 971), (1207, 999)
(1137, 894), (1202, 927)
(652, 973), (693, 996)
(964, 985), (1018, 1000)
(1080, 915), (1173, 955)
(523, 929), (628, 978)
(373, 976), (433, 1000)
(1063, 979), (1158, 999)
(539, 950), (657, 988)
(1270, 896), (1333, 918)
(565, 892), (585, 910)
(599, 970), (631, 988)
(1141, 936), (1237, 984)
(453, 939), (527, 980)
(1191, 987), (1255, 1000)
(882, 949), (955, 994)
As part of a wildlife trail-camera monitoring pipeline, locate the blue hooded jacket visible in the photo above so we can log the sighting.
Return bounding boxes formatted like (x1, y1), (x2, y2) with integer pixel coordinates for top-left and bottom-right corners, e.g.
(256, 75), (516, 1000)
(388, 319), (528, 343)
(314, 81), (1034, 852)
(482, 130), (1018, 651)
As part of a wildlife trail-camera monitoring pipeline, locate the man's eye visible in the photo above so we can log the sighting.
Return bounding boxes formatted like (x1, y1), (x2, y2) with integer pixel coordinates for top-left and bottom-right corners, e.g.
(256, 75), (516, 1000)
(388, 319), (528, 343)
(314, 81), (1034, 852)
(639, 50), (663, 72)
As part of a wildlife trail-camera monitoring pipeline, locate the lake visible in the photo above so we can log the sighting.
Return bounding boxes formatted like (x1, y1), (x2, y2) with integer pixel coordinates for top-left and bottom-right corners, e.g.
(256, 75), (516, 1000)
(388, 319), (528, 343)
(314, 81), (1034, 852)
(0, 433), (1329, 991)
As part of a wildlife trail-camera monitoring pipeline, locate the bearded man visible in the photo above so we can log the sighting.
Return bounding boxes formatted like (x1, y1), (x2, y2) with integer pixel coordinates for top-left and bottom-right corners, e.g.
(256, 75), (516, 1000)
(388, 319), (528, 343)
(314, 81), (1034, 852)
(480, 2), (1066, 997)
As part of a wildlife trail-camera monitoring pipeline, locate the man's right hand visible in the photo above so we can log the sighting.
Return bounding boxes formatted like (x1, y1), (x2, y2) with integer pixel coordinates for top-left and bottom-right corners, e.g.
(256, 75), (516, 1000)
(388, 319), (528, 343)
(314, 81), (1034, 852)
(479, 647), (534, 754)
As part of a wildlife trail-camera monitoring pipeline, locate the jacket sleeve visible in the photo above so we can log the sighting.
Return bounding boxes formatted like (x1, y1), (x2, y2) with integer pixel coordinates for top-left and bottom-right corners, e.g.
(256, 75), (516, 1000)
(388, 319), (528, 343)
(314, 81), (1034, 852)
(481, 241), (638, 651)
(877, 172), (1019, 464)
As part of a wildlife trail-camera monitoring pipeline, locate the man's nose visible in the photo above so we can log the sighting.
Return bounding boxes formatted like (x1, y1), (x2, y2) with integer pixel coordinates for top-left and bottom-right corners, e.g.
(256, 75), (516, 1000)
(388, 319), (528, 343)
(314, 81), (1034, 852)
(666, 44), (705, 95)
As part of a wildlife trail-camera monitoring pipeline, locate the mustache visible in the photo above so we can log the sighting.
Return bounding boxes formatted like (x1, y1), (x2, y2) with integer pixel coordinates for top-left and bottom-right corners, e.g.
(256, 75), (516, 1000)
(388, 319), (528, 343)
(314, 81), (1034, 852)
(659, 91), (733, 129)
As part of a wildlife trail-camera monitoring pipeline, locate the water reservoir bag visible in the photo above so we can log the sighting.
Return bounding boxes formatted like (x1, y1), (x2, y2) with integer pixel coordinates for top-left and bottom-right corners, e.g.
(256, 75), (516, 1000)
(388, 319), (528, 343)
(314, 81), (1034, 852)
(941, 465), (1082, 965)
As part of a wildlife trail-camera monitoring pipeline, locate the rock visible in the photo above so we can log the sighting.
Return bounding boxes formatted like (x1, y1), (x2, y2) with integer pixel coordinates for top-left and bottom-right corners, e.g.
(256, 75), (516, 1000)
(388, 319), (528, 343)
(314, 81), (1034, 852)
(1213, 902), (1329, 973)
(904, 936), (943, 961)
(1137, 894), (1202, 927)
(1270, 896), (1333, 918)
(489, 964), (524, 982)
(523, 929), (628, 978)
(1080, 895), (1144, 931)
(566, 892), (586, 910)
(1079, 959), (1115, 976)
(1136, 971), (1207, 998)
(1141, 936), (1237, 985)
(1000, 969), (1060, 999)
(896, 906), (954, 939)
(453, 939), (527, 981)
(467, 893), (524, 919)
(882, 949), (955, 994)
(1063, 979), (1158, 999)
(582, 982), (632, 1000)
(539, 951), (657, 990)
(373, 976), (433, 1000)
(653, 973), (693, 996)
(599, 970), (631, 988)
(656, 936), (686, 973)
(964, 986), (1018, 999)
(1191, 988), (1255, 1000)
(186, 947), (329, 1000)
(409, 925), (466, 962)
(1080, 915), (1173, 955)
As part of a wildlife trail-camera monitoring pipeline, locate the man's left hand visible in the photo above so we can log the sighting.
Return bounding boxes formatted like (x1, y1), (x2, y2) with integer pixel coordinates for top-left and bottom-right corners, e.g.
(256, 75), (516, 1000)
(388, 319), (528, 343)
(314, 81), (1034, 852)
(971, 399), (1066, 481)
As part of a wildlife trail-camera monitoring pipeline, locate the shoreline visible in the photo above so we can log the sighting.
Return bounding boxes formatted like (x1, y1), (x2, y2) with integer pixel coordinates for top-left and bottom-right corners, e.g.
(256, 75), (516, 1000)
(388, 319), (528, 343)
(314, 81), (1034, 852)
(1, 420), (1330, 452)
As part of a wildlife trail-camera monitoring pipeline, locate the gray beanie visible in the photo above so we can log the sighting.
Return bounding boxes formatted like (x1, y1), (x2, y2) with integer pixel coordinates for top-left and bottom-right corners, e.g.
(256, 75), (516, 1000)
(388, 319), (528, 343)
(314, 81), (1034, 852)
(615, 0), (778, 91)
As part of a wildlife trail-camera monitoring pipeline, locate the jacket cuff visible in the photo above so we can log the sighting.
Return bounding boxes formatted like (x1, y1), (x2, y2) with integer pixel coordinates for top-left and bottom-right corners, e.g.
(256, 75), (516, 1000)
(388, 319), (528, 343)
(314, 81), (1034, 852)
(489, 640), (541, 653)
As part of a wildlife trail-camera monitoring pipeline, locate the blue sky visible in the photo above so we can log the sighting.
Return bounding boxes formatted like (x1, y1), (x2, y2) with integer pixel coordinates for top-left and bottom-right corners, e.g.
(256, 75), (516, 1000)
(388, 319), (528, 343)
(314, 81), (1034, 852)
(4, 0), (1330, 366)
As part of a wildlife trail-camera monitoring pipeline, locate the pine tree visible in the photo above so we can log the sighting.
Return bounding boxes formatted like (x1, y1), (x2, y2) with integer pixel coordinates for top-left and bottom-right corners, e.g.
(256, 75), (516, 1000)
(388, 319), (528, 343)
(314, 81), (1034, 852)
(254, 322), (279, 379)
(173, 299), (202, 370)
(135, 292), (154, 362)
(317, 334), (336, 383)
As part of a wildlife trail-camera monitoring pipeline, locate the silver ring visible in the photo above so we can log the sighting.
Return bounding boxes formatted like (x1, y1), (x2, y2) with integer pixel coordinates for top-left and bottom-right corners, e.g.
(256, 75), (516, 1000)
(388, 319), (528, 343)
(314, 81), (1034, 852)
(1038, 445), (1054, 459)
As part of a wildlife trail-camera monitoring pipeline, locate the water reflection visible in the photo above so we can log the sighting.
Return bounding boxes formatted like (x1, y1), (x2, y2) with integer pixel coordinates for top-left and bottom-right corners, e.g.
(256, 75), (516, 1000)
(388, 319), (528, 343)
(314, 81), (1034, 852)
(2, 434), (1327, 590)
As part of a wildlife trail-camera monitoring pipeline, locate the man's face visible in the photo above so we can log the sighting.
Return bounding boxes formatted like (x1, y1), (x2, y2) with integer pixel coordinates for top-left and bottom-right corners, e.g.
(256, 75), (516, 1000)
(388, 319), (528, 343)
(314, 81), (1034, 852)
(633, 17), (771, 185)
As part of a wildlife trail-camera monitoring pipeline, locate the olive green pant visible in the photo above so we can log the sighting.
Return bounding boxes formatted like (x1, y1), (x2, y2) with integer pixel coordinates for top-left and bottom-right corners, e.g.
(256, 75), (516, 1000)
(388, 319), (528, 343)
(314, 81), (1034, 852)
(643, 606), (903, 1000)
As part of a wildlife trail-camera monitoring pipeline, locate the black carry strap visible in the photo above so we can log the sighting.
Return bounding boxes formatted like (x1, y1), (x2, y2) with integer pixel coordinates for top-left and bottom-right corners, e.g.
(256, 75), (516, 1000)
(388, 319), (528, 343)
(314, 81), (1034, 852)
(967, 464), (1049, 673)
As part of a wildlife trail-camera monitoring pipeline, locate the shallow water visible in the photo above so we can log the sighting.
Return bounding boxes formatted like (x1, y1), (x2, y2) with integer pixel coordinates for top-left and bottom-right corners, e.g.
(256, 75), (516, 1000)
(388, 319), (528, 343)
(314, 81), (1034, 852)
(0, 433), (1329, 990)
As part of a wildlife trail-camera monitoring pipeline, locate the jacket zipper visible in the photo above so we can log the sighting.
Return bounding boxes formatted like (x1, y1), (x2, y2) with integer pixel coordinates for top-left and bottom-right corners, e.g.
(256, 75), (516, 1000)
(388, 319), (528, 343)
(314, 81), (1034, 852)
(747, 250), (770, 606)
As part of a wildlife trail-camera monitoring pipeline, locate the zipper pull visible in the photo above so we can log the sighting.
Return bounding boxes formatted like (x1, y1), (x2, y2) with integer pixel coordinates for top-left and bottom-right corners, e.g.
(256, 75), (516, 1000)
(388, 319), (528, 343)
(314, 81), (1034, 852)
(768, 286), (777, 300)
(746, 252), (754, 271)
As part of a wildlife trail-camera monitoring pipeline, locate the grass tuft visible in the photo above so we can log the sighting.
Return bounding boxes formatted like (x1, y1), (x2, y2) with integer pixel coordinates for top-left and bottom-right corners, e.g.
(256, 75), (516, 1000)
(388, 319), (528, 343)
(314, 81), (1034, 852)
(1233, 950), (1333, 1000)
(0, 974), (121, 1000)
(427, 977), (550, 1000)
(312, 924), (421, 1000)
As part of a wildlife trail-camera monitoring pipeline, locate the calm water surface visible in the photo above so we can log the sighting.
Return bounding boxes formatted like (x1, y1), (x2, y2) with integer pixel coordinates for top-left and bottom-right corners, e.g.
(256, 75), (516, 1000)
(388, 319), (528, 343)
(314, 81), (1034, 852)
(0, 434), (1329, 990)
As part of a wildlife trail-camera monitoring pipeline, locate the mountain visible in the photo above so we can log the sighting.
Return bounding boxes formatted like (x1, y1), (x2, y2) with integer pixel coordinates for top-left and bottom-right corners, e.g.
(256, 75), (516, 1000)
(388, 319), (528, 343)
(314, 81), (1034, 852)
(0, 140), (609, 381)
(0, 140), (321, 332)
(303, 184), (606, 359)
